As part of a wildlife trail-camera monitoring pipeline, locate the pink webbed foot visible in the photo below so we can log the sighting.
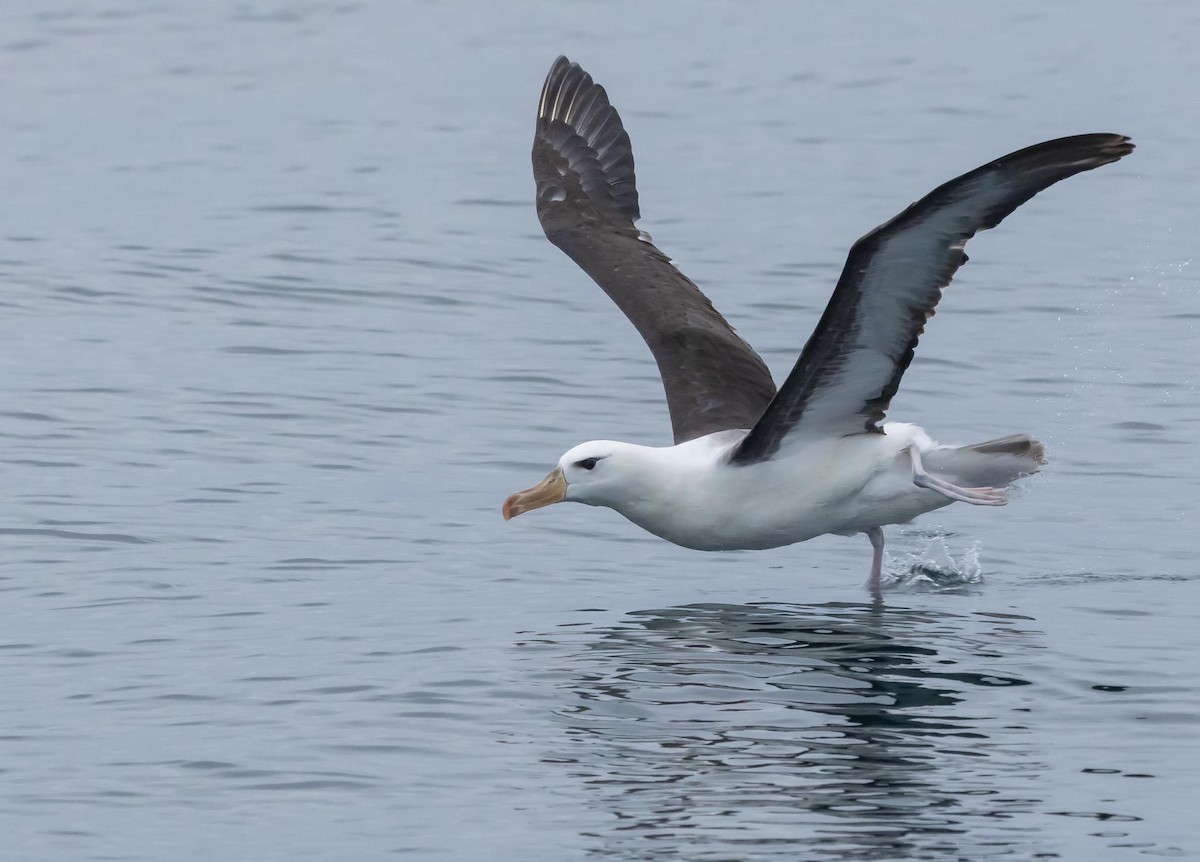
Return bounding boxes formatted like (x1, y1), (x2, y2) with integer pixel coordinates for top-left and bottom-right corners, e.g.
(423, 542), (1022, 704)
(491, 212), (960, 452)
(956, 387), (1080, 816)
(909, 446), (1008, 507)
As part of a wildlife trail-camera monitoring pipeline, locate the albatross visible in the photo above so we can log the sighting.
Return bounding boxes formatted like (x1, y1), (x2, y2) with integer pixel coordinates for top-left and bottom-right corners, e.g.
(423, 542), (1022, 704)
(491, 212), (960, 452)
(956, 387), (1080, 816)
(503, 56), (1133, 591)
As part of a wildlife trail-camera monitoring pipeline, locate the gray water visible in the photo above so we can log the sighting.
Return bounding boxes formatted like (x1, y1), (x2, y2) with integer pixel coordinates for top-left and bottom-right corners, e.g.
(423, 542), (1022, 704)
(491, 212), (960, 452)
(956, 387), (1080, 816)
(2, 2), (1197, 859)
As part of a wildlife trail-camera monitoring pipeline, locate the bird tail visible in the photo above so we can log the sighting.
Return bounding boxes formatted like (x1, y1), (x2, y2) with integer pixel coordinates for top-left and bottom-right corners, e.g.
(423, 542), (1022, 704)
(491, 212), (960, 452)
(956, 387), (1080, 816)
(922, 434), (1046, 488)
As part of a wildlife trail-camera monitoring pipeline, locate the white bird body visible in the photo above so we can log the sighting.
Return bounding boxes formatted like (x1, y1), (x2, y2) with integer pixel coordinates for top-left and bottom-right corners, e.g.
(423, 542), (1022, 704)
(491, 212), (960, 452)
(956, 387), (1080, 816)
(560, 424), (950, 552)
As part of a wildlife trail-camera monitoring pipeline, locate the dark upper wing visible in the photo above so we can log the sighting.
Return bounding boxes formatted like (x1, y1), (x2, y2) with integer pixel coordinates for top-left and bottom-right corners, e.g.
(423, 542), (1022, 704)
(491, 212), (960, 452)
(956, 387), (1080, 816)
(731, 133), (1134, 464)
(533, 56), (776, 444)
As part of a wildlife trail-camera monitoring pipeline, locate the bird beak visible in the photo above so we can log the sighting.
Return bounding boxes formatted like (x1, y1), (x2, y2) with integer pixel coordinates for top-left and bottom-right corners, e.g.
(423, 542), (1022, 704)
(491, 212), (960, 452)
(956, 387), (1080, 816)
(503, 466), (567, 520)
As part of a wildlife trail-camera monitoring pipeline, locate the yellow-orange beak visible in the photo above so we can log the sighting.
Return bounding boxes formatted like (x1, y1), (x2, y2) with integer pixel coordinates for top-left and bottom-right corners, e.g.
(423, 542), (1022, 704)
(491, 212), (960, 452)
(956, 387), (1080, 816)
(502, 466), (567, 521)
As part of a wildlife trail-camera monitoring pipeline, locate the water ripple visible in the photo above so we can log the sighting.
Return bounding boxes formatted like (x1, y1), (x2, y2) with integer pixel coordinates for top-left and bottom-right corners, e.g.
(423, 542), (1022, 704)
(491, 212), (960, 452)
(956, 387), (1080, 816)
(528, 602), (1054, 860)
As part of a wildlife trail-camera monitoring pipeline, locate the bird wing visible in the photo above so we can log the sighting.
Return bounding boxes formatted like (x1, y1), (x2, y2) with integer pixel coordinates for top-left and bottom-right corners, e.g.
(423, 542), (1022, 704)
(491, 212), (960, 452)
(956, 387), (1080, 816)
(731, 133), (1134, 464)
(533, 56), (776, 444)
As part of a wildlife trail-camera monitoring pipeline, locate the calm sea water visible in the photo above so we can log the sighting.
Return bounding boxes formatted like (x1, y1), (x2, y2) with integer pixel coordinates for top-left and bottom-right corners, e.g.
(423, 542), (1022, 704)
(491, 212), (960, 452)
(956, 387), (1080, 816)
(2, 2), (1197, 860)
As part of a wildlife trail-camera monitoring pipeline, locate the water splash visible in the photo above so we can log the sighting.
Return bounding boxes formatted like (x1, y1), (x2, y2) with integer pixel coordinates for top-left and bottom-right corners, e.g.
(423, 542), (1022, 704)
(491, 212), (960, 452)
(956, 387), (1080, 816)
(884, 532), (983, 591)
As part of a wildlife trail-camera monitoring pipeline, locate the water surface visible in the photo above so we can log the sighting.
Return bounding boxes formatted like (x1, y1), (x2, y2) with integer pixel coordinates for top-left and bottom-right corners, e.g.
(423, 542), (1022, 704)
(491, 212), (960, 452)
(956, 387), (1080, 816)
(1, 2), (1197, 859)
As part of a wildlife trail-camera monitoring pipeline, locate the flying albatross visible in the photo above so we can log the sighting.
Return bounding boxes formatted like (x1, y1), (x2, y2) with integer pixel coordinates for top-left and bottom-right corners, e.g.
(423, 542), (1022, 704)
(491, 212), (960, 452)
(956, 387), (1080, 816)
(503, 56), (1133, 591)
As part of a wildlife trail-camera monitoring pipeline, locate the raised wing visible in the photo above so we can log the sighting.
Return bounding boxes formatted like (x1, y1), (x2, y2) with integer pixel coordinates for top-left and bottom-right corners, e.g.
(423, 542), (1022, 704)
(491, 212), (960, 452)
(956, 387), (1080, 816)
(731, 133), (1134, 464)
(533, 56), (776, 444)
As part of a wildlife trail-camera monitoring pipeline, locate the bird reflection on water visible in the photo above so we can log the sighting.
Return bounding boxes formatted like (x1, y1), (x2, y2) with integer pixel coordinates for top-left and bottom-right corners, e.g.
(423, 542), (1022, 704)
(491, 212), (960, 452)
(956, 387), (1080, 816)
(537, 602), (1047, 860)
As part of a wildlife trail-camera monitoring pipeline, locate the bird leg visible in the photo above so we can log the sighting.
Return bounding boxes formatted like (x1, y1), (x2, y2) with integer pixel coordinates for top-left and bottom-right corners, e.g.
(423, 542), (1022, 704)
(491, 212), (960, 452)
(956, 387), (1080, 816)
(866, 526), (885, 595)
(909, 446), (1007, 506)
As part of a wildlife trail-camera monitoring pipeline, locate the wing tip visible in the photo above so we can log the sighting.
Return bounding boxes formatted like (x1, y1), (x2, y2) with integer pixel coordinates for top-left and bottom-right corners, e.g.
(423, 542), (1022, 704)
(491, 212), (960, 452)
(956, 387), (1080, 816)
(538, 56), (586, 123)
(534, 55), (641, 225)
(1073, 132), (1135, 165)
(1097, 132), (1135, 156)
(1002, 132), (1135, 174)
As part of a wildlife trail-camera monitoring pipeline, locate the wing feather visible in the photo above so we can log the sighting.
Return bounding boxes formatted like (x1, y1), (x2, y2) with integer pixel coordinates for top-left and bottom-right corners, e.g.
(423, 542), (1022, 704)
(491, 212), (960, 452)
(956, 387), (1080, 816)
(731, 133), (1134, 464)
(533, 57), (776, 444)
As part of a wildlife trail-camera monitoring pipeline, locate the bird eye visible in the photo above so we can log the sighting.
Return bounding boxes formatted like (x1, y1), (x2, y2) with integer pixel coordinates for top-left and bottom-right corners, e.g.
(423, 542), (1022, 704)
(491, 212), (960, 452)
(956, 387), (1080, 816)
(575, 457), (599, 471)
